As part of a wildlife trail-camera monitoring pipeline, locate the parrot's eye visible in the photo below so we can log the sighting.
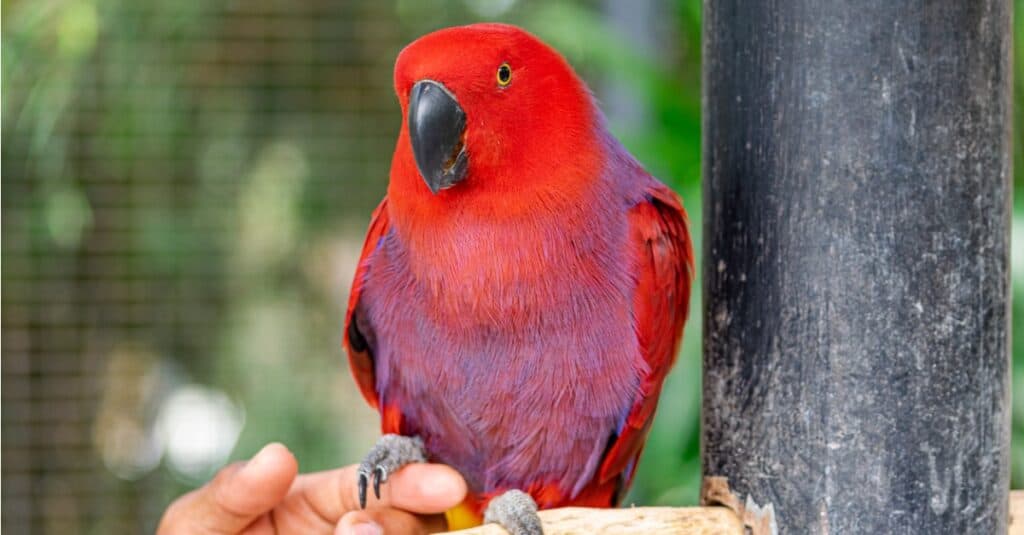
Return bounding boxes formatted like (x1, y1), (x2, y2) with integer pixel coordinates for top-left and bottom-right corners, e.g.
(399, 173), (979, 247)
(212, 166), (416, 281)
(496, 63), (512, 87)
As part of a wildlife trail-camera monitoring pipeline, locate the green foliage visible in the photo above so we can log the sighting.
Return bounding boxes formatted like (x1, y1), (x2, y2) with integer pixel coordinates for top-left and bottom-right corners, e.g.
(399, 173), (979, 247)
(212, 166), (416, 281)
(1006, 0), (1024, 490)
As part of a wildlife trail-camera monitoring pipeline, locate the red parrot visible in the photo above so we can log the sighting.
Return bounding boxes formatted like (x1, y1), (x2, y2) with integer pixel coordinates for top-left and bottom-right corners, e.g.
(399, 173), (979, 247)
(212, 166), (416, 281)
(344, 23), (693, 534)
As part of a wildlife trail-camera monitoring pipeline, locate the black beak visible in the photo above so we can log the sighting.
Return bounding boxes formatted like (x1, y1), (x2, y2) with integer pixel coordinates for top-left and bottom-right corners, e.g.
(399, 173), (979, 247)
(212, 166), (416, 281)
(408, 80), (468, 194)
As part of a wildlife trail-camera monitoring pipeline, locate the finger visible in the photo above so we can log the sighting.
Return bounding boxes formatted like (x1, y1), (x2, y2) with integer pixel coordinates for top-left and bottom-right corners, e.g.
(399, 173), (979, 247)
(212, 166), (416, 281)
(160, 443), (298, 534)
(295, 462), (467, 522)
(335, 509), (448, 535)
(368, 463), (467, 514)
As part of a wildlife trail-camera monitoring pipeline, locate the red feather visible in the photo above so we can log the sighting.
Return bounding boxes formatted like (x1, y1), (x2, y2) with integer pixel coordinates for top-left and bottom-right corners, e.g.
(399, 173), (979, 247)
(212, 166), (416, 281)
(344, 198), (391, 410)
(597, 181), (694, 488)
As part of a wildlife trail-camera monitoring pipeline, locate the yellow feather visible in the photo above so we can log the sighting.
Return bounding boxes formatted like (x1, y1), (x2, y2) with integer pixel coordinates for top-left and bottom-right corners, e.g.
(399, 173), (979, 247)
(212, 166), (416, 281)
(445, 503), (483, 531)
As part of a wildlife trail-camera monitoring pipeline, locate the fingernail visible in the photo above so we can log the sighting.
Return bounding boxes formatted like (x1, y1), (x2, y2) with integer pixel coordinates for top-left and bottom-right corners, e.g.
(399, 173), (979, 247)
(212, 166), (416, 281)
(351, 521), (383, 535)
(419, 470), (462, 500)
(242, 443), (277, 475)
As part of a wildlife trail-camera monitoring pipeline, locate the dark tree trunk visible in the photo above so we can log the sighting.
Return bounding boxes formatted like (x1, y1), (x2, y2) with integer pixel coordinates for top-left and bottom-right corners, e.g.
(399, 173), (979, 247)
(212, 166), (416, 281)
(701, 1), (1013, 533)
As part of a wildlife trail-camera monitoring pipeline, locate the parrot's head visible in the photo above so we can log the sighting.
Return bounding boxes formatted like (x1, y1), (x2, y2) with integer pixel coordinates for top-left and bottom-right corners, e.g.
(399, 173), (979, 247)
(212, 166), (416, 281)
(391, 23), (600, 201)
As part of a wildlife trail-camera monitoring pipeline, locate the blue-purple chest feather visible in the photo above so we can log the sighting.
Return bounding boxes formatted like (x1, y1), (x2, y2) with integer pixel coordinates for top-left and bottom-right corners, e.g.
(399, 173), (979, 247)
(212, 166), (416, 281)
(358, 171), (645, 499)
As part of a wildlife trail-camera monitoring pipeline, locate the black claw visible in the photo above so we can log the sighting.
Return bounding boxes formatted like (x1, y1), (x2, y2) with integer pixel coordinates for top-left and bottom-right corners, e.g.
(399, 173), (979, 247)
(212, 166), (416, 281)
(373, 466), (384, 499)
(358, 472), (368, 509)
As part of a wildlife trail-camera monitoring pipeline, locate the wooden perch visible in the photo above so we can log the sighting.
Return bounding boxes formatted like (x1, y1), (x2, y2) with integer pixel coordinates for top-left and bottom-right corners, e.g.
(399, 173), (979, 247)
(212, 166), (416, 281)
(442, 491), (1024, 534)
(1009, 491), (1024, 535)
(442, 506), (743, 535)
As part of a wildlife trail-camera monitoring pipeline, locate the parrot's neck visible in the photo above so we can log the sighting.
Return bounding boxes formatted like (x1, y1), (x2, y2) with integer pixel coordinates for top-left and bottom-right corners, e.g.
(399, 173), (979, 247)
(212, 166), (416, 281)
(384, 154), (629, 329)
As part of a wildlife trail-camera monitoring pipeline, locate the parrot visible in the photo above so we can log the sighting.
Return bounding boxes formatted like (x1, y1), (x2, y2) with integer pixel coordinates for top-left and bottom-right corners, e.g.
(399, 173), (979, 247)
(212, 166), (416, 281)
(344, 23), (693, 535)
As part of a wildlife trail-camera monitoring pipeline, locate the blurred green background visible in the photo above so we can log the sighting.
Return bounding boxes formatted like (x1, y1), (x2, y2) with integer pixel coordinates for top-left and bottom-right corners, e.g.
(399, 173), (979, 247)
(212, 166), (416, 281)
(1, 0), (1020, 533)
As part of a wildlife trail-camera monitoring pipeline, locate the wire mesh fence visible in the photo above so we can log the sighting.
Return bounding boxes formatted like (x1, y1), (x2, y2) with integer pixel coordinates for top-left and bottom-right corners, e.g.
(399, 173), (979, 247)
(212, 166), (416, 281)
(3, 1), (435, 532)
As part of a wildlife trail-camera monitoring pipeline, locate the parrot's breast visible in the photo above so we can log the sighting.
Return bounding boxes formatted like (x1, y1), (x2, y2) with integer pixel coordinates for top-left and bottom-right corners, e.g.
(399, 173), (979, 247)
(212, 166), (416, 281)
(360, 179), (642, 506)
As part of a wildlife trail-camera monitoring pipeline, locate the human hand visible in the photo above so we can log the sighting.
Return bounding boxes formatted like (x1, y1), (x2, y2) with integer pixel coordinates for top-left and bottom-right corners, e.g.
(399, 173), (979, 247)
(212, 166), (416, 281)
(157, 443), (467, 535)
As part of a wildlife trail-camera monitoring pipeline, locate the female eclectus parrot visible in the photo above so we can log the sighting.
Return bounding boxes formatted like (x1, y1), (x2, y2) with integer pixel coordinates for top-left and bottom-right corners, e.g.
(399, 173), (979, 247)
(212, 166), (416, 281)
(344, 23), (693, 535)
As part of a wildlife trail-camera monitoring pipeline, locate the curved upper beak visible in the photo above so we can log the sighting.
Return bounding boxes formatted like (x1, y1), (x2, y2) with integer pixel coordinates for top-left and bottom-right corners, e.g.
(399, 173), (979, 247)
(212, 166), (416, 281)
(408, 80), (468, 194)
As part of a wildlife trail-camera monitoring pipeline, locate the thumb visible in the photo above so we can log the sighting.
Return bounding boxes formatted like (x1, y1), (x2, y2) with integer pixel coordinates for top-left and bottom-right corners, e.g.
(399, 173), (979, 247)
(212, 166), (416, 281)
(158, 443), (298, 534)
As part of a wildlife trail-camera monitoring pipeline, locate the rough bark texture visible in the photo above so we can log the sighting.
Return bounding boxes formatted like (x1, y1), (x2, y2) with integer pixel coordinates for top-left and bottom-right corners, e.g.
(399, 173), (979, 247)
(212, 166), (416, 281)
(701, 0), (1012, 533)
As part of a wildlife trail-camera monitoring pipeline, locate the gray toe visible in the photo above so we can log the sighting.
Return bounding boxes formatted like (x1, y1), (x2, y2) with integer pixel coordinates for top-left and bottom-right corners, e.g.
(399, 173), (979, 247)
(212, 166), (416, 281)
(484, 489), (543, 535)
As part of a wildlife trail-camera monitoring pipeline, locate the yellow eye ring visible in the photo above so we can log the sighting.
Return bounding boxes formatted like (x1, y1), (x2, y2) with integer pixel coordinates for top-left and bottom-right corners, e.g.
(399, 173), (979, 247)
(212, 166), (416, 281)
(496, 63), (512, 87)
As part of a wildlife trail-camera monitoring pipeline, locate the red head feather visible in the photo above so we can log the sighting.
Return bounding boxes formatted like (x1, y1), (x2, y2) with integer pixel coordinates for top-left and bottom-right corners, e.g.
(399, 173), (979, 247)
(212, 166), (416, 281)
(388, 24), (602, 230)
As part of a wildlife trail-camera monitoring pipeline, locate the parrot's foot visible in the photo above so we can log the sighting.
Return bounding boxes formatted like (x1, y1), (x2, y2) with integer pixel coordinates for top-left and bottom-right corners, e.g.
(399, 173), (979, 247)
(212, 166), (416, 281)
(483, 489), (543, 535)
(356, 434), (427, 508)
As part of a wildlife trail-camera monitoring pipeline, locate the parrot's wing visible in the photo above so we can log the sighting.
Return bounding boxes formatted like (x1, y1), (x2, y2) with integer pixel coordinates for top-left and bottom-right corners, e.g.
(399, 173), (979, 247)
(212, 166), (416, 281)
(344, 197), (391, 409)
(597, 182), (694, 489)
